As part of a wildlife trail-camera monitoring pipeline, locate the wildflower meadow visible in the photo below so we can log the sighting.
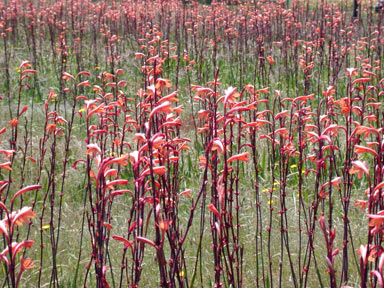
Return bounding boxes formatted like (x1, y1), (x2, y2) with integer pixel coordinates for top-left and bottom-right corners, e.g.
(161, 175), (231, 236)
(0, 0), (384, 287)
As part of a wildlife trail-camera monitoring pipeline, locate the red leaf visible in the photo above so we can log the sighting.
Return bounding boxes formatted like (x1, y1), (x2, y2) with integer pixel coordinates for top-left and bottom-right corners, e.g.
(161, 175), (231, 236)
(141, 166), (166, 177)
(149, 101), (173, 119)
(371, 271), (384, 288)
(105, 180), (129, 190)
(21, 69), (37, 74)
(349, 160), (369, 179)
(87, 104), (106, 120)
(112, 235), (133, 249)
(136, 236), (157, 249)
(227, 152), (250, 163)
(77, 71), (91, 78)
(105, 190), (132, 202)
(354, 145), (379, 158)
(12, 185), (42, 204)
(62, 72), (75, 81)
(77, 80), (91, 88)
(352, 78), (370, 85)
(209, 203), (221, 222)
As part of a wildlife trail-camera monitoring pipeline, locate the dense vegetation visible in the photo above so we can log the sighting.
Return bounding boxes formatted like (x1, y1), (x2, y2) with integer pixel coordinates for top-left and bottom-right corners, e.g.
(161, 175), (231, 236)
(1, 0), (384, 287)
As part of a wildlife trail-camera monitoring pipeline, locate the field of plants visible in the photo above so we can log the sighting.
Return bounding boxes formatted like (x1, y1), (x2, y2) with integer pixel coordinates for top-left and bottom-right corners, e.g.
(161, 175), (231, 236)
(1, 0), (384, 287)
